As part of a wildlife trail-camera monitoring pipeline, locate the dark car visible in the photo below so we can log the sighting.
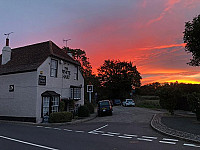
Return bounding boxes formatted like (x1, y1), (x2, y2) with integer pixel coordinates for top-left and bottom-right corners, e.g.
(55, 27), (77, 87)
(112, 99), (121, 106)
(98, 100), (113, 117)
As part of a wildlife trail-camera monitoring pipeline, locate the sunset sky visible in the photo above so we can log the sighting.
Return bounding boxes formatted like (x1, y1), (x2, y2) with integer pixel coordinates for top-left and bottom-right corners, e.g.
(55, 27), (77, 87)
(0, 0), (200, 85)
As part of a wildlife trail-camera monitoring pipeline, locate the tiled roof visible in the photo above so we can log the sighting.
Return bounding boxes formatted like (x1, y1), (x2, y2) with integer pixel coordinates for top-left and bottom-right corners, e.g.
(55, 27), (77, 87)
(0, 41), (80, 75)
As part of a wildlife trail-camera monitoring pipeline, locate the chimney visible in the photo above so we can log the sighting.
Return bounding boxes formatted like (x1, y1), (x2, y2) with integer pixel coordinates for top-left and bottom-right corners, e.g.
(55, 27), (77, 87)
(6, 38), (9, 46)
(1, 38), (12, 65)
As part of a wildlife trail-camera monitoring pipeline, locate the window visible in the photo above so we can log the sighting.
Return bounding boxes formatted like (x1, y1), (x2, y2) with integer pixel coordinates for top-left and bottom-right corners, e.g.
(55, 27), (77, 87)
(74, 66), (78, 80)
(43, 97), (50, 117)
(50, 59), (58, 77)
(70, 88), (81, 100)
(51, 97), (59, 113)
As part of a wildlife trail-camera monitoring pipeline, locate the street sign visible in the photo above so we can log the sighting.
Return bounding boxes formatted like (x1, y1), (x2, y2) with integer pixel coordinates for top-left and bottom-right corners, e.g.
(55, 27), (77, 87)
(87, 85), (93, 92)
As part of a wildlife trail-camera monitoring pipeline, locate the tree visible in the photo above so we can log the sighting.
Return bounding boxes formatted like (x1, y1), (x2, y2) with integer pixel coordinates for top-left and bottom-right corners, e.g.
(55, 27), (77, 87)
(187, 92), (200, 121)
(97, 60), (142, 99)
(183, 14), (200, 66)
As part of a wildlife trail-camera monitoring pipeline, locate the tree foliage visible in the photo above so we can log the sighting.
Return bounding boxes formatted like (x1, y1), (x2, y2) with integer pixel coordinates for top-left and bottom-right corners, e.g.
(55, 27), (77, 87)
(183, 14), (200, 66)
(97, 60), (142, 99)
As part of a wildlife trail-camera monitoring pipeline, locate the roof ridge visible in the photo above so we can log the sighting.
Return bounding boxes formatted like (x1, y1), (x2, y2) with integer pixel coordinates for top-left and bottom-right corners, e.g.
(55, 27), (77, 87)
(11, 40), (50, 51)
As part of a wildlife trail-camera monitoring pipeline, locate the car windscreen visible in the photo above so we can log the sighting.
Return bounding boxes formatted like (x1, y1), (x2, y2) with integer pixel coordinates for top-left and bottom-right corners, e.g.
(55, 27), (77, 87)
(100, 101), (110, 106)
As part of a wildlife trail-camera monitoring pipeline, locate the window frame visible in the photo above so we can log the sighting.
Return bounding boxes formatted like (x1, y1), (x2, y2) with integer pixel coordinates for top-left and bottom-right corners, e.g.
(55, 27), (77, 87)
(70, 87), (81, 100)
(50, 59), (58, 77)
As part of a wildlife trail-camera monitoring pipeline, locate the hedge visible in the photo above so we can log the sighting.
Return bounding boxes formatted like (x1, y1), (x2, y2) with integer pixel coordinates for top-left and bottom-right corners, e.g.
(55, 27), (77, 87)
(49, 111), (73, 123)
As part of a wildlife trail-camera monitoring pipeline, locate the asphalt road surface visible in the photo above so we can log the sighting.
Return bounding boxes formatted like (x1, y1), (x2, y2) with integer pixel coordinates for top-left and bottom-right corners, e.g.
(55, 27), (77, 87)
(0, 106), (199, 150)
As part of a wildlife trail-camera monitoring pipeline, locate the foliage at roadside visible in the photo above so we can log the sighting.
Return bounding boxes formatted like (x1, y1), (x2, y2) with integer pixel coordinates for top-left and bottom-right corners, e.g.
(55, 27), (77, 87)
(136, 100), (161, 109)
(49, 112), (73, 123)
(187, 93), (200, 120)
(85, 102), (95, 114)
(78, 105), (90, 117)
(183, 14), (200, 66)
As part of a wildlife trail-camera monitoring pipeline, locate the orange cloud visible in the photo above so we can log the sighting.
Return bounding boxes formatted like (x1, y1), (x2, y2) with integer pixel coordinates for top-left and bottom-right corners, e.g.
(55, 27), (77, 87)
(147, 0), (181, 25)
(138, 43), (186, 51)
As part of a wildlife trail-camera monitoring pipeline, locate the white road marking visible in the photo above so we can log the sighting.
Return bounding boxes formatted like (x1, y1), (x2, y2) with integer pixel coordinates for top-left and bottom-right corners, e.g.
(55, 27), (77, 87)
(162, 138), (178, 142)
(137, 138), (153, 142)
(123, 134), (137, 137)
(142, 136), (157, 140)
(107, 132), (120, 135)
(0, 135), (59, 150)
(118, 136), (133, 139)
(93, 124), (108, 131)
(36, 126), (43, 128)
(102, 133), (115, 137)
(53, 128), (61, 130)
(64, 129), (72, 132)
(44, 127), (52, 129)
(159, 141), (176, 145)
(88, 131), (99, 135)
(184, 143), (200, 148)
(94, 131), (104, 133)
(75, 131), (84, 133)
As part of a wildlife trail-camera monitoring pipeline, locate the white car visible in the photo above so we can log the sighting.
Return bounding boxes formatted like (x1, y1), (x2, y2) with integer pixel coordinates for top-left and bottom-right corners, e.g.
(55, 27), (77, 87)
(122, 99), (135, 107)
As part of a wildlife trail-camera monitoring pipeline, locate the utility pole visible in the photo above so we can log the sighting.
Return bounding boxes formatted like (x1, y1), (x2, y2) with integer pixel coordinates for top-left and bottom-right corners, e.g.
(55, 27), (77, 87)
(63, 38), (71, 48)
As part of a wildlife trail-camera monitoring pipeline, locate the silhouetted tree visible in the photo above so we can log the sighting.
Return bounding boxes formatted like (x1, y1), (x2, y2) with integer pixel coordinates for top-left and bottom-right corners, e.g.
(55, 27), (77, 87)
(183, 14), (200, 66)
(97, 60), (142, 99)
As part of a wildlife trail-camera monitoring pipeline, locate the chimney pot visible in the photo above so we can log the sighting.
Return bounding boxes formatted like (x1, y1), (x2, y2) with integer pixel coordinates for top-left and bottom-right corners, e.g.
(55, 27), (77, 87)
(6, 38), (9, 46)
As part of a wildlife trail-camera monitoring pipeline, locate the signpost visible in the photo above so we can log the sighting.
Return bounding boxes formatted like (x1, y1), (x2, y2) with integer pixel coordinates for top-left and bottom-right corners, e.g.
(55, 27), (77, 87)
(87, 85), (93, 103)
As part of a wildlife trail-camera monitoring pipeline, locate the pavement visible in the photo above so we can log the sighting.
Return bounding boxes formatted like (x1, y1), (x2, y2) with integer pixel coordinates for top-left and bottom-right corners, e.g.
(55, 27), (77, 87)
(151, 110), (200, 144)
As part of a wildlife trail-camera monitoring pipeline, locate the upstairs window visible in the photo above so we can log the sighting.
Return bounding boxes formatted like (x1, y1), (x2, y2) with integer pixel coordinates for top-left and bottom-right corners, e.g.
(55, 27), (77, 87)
(74, 66), (78, 80)
(50, 59), (58, 77)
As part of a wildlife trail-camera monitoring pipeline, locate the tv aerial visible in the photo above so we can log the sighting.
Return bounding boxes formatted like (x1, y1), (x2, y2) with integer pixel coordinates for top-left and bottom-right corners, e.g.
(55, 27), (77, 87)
(4, 32), (14, 38)
(63, 38), (71, 47)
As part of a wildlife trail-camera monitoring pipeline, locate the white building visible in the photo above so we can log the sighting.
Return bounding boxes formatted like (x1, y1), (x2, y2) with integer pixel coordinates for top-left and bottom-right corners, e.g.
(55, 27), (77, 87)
(0, 40), (84, 123)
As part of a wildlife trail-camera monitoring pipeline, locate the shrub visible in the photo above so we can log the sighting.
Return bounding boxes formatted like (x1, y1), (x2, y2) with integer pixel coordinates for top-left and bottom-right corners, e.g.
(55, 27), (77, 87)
(49, 112), (73, 123)
(86, 103), (94, 114)
(59, 101), (65, 112)
(136, 100), (161, 109)
(78, 105), (90, 117)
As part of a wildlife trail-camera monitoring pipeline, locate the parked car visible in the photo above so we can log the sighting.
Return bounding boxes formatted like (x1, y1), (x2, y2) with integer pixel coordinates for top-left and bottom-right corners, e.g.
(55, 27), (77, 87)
(122, 99), (135, 107)
(98, 100), (113, 116)
(112, 99), (121, 106)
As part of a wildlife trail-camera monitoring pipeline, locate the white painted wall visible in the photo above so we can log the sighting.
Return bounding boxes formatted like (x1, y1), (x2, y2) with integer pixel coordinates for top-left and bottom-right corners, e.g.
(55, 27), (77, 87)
(36, 57), (84, 122)
(0, 71), (37, 117)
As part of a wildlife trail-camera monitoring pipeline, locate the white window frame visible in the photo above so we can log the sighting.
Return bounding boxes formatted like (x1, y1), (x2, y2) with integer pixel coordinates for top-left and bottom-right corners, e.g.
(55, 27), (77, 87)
(50, 59), (58, 77)
(71, 88), (81, 100)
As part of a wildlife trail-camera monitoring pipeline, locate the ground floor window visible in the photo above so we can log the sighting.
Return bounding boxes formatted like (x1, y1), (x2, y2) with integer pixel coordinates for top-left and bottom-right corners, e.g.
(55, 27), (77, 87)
(41, 91), (60, 118)
(70, 87), (81, 100)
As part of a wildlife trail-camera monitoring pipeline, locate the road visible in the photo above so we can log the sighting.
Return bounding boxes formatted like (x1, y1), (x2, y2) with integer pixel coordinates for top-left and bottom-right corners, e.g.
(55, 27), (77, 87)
(0, 106), (199, 150)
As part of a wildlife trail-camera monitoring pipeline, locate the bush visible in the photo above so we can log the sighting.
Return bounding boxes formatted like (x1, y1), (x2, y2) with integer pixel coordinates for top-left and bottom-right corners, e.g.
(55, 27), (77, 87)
(49, 112), (73, 123)
(86, 103), (94, 114)
(59, 101), (65, 112)
(136, 100), (161, 109)
(78, 105), (90, 117)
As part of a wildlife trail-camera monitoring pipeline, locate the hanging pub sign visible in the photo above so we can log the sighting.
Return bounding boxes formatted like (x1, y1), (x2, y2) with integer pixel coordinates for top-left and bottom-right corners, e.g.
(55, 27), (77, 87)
(38, 75), (46, 85)
(87, 85), (93, 92)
